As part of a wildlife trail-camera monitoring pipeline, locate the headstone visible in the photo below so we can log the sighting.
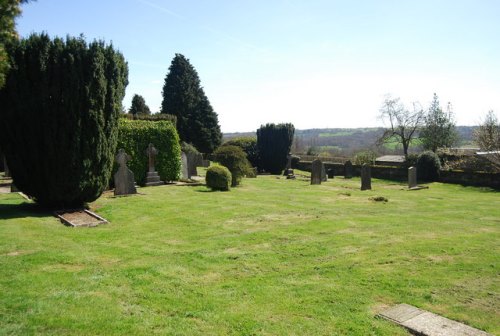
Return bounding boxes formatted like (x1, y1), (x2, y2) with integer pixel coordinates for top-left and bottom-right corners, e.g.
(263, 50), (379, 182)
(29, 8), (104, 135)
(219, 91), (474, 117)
(360, 164), (371, 190)
(408, 166), (417, 188)
(311, 159), (322, 185)
(321, 163), (327, 182)
(114, 149), (137, 196)
(284, 153), (295, 178)
(180, 152), (189, 180)
(327, 168), (335, 179)
(344, 160), (353, 178)
(145, 143), (163, 186)
(3, 156), (10, 178)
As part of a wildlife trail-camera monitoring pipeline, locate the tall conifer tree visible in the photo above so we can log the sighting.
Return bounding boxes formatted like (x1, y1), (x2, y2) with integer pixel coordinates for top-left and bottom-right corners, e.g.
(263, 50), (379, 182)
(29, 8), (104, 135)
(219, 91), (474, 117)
(161, 54), (222, 153)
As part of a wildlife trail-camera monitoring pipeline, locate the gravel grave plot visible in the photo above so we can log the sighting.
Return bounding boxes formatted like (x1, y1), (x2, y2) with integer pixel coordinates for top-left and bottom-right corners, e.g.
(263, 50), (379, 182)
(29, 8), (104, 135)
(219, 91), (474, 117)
(55, 209), (107, 227)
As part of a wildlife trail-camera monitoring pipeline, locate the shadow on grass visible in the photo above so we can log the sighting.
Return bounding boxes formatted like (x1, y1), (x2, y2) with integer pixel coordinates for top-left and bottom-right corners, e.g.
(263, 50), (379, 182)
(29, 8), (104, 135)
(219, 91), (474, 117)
(0, 202), (52, 220)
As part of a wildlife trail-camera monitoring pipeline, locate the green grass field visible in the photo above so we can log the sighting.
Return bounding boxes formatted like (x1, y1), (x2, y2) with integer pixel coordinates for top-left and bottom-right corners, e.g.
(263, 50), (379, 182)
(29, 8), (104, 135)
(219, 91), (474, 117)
(0, 175), (498, 335)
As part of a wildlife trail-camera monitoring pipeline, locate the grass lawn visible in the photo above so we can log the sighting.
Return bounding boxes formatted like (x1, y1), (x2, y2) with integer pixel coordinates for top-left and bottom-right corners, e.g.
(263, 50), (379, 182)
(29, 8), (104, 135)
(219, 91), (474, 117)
(0, 174), (498, 335)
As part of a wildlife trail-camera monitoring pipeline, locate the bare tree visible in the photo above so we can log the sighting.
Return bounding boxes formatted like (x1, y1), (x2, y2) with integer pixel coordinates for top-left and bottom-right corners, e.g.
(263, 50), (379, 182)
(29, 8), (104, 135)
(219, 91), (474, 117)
(377, 95), (425, 158)
(474, 110), (500, 167)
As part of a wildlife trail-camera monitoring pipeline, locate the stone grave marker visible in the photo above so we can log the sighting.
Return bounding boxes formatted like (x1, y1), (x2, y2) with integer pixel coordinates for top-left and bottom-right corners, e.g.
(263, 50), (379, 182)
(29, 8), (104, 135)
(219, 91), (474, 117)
(180, 152), (189, 180)
(344, 160), (353, 178)
(321, 162), (328, 182)
(3, 156), (10, 178)
(327, 168), (335, 179)
(145, 143), (163, 186)
(284, 153), (295, 179)
(408, 166), (417, 188)
(360, 164), (371, 190)
(114, 149), (137, 196)
(311, 159), (322, 185)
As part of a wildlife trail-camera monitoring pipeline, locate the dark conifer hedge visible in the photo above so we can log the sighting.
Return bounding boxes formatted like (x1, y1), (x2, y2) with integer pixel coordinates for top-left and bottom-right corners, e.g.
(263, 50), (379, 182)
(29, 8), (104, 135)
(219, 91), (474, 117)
(116, 119), (181, 185)
(0, 33), (128, 208)
(257, 123), (295, 174)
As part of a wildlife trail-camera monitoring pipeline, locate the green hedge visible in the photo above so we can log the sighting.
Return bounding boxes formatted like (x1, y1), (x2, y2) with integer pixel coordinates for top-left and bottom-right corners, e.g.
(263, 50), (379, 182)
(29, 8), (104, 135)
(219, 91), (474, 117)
(116, 119), (181, 185)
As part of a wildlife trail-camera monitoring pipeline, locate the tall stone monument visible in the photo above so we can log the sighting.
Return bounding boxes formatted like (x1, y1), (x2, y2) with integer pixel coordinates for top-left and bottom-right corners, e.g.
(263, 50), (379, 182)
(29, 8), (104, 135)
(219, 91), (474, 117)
(360, 164), (372, 190)
(114, 149), (137, 196)
(284, 153), (295, 179)
(408, 166), (417, 189)
(145, 143), (163, 186)
(321, 162), (328, 182)
(344, 160), (353, 179)
(311, 159), (322, 185)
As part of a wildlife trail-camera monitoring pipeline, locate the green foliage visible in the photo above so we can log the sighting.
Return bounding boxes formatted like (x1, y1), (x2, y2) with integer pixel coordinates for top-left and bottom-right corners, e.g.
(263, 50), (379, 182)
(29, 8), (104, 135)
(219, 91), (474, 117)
(222, 136), (259, 168)
(420, 93), (458, 152)
(354, 151), (377, 165)
(121, 113), (177, 124)
(205, 164), (231, 191)
(161, 53), (222, 153)
(0, 33), (128, 208)
(417, 151), (441, 181)
(116, 119), (181, 185)
(474, 110), (500, 152)
(129, 94), (151, 115)
(181, 141), (199, 155)
(257, 123), (295, 174)
(404, 153), (419, 168)
(214, 145), (251, 187)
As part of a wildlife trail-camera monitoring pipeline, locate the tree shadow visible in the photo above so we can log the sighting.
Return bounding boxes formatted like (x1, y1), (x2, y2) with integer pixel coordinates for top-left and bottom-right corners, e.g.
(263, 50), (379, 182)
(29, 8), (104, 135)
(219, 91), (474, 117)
(0, 202), (52, 220)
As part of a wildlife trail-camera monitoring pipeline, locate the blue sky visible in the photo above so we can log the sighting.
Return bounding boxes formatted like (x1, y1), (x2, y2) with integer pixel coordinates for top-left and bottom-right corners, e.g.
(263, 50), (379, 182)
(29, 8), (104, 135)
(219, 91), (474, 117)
(16, 0), (500, 132)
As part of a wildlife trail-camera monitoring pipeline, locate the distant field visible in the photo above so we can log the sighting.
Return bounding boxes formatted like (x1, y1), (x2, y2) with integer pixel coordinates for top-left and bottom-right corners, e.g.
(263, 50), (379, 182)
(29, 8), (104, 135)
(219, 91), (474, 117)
(318, 131), (354, 137)
(0, 175), (498, 335)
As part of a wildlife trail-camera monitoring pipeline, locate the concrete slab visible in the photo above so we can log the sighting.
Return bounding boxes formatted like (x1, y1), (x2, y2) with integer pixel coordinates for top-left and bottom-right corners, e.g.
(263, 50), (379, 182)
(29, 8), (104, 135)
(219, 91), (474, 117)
(378, 304), (491, 336)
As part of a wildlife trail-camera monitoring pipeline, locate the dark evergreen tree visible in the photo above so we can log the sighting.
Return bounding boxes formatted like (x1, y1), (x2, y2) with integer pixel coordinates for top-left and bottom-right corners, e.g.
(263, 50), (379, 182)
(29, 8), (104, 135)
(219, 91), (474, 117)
(420, 93), (458, 152)
(161, 53), (222, 153)
(0, 33), (128, 208)
(129, 94), (150, 116)
(257, 123), (295, 174)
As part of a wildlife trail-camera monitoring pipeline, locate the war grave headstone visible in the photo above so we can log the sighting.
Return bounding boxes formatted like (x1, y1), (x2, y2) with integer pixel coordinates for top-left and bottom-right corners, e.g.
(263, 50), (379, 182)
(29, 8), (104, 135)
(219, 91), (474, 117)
(186, 152), (201, 178)
(360, 164), (371, 190)
(311, 159), (322, 185)
(145, 143), (163, 186)
(180, 152), (189, 180)
(408, 166), (417, 188)
(344, 160), (353, 178)
(114, 149), (137, 196)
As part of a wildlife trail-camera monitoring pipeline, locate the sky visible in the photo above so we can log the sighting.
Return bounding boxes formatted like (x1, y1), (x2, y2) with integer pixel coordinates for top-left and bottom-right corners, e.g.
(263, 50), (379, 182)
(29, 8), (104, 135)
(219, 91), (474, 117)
(16, 0), (500, 132)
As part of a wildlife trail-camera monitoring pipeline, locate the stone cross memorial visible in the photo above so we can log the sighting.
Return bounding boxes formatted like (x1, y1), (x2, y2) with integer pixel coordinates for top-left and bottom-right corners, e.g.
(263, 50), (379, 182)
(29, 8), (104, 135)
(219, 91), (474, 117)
(344, 160), (353, 179)
(145, 143), (163, 186)
(311, 159), (322, 185)
(408, 166), (417, 189)
(360, 164), (372, 190)
(114, 149), (137, 196)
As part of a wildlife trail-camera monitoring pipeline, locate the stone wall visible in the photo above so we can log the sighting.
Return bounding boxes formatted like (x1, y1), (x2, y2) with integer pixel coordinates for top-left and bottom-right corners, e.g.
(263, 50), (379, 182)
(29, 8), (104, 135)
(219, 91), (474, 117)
(295, 161), (500, 189)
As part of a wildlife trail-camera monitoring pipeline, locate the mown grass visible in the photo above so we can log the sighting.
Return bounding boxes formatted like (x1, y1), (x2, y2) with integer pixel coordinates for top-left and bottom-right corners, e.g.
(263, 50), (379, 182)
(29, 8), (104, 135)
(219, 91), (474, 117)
(0, 175), (498, 335)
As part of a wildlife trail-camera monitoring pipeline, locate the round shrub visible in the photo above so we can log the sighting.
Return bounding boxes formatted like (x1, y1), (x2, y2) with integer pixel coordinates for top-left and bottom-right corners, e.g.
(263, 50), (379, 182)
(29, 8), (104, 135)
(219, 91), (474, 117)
(206, 165), (231, 191)
(417, 151), (441, 181)
(214, 145), (251, 187)
(354, 150), (377, 166)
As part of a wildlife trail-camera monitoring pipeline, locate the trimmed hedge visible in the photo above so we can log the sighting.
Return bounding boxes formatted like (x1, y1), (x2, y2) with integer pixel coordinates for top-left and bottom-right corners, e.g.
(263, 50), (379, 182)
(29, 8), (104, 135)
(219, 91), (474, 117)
(121, 113), (177, 125)
(206, 164), (231, 191)
(116, 119), (181, 185)
(222, 136), (259, 168)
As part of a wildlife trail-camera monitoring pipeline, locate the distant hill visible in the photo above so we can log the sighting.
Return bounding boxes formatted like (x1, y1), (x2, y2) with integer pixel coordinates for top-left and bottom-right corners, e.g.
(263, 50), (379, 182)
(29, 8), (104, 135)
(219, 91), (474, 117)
(224, 126), (476, 156)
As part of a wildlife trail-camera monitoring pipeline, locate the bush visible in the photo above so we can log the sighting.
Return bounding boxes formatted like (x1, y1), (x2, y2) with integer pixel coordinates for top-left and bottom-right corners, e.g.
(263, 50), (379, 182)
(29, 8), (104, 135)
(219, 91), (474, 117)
(222, 136), (259, 168)
(354, 150), (377, 165)
(213, 145), (251, 187)
(404, 154), (419, 168)
(257, 123), (295, 174)
(417, 151), (441, 181)
(181, 142), (200, 155)
(117, 119), (181, 185)
(0, 33), (128, 208)
(206, 165), (231, 191)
